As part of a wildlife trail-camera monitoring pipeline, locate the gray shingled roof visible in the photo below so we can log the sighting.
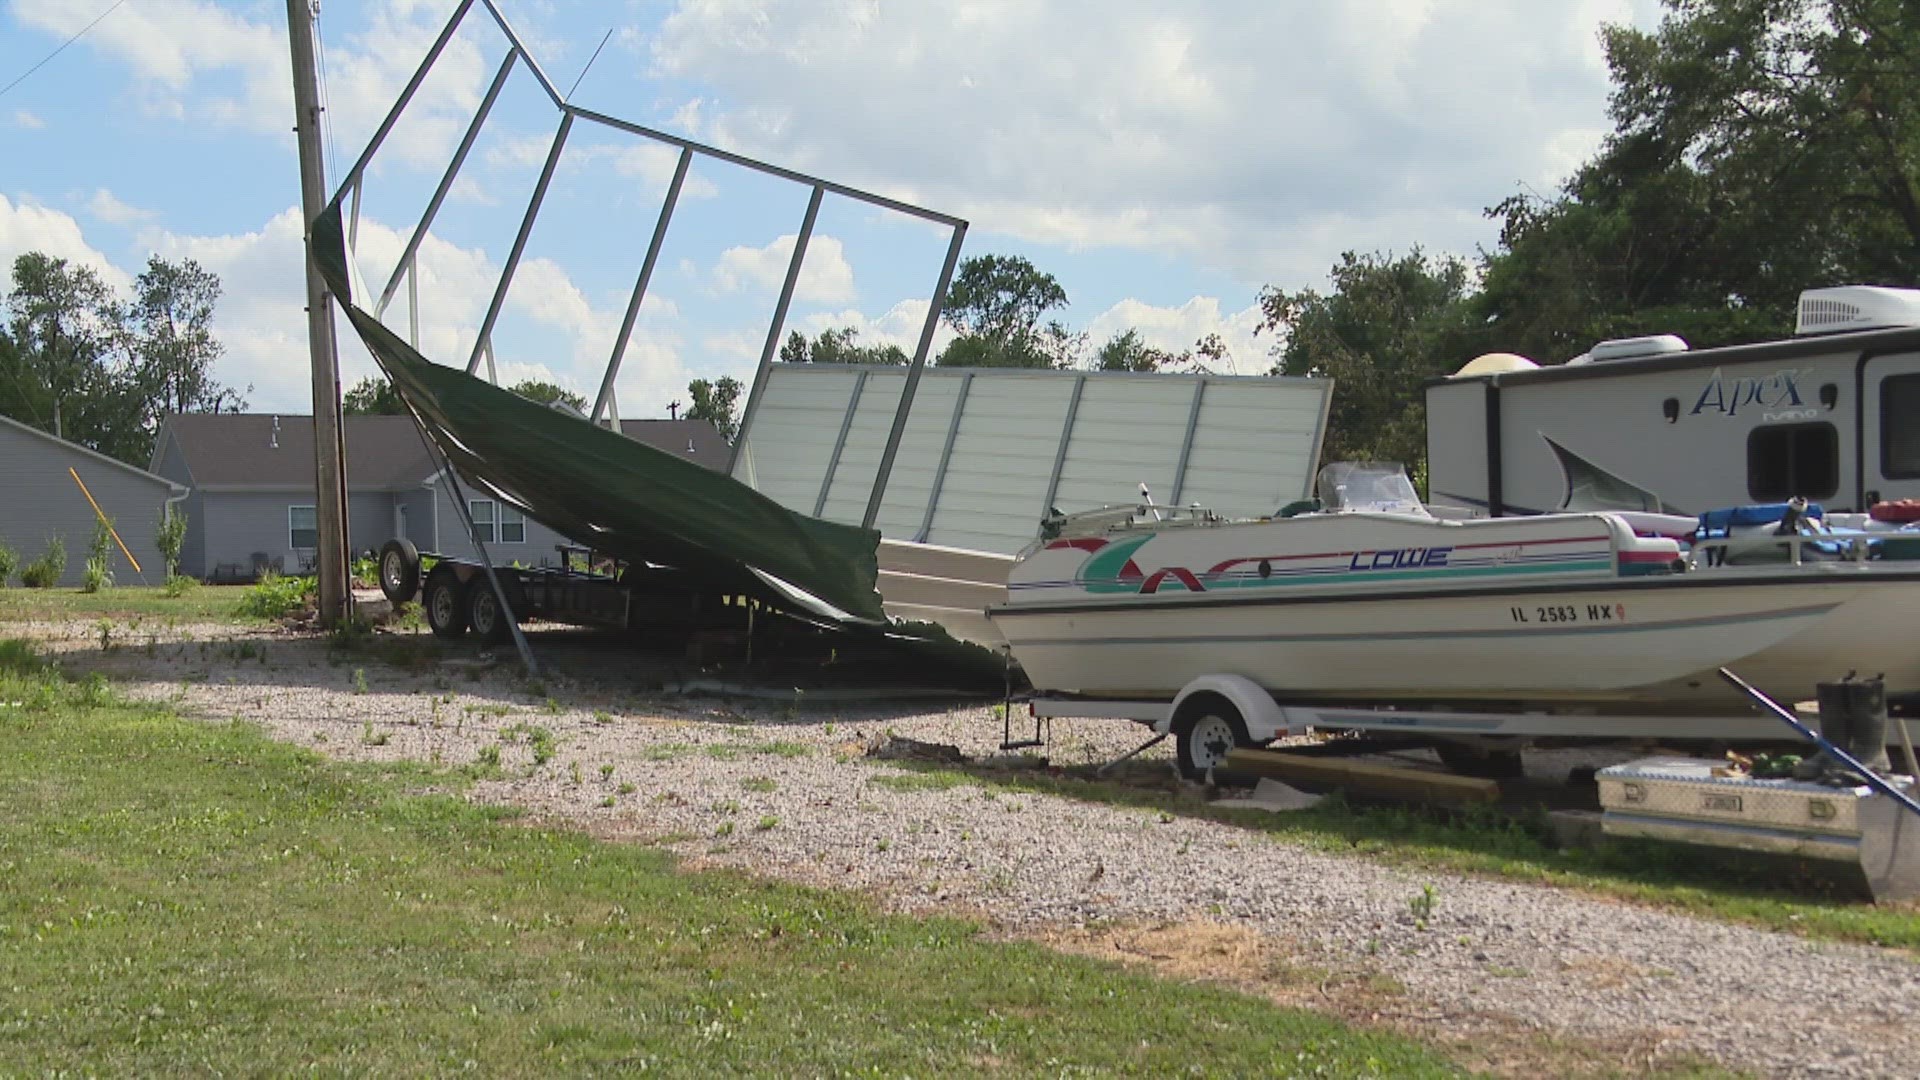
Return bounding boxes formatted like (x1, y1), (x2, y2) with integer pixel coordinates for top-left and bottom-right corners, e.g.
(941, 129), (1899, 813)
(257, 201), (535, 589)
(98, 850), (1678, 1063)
(159, 413), (726, 490)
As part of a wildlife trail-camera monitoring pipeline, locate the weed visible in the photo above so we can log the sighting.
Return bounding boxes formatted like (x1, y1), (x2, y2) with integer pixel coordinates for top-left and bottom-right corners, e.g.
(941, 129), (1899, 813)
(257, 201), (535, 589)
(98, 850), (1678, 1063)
(502, 723), (556, 767)
(235, 572), (314, 620)
(875, 838), (891, 852)
(568, 762), (583, 786)
(162, 573), (197, 598)
(599, 795), (616, 808)
(477, 744), (502, 769)
(0, 539), (16, 586)
(1409, 883), (1438, 928)
(754, 815), (778, 832)
(714, 820), (735, 837)
(361, 721), (390, 747)
(95, 619), (113, 651)
(155, 507), (186, 580)
(592, 710), (614, 725)
(616, 782), (635, 795)
(543, 696), (560, 716)
(741, 776), (776, 793)
(352, 668), (369, 695)
(599, 763), (615, 781)
(19, 536), (66, 589)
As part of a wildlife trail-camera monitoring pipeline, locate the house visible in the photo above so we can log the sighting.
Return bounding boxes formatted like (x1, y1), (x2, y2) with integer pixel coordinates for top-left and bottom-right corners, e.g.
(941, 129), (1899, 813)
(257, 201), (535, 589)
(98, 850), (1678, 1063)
(149, 413), (725, 581)
(0, 412), (187, 587)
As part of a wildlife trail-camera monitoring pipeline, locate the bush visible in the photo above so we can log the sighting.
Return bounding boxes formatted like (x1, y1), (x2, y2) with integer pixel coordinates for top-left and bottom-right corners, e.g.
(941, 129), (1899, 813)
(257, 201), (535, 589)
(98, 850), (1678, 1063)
(156, 509), (187, 579)
(236, 571), (316, 619)
(163, 573), (197, 597)
(19, 537), (66, 589)
(0, 541), (16, 587)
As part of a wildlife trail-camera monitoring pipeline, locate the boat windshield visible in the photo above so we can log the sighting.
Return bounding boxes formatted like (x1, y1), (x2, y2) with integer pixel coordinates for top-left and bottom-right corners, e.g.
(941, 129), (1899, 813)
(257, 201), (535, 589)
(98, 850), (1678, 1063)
(1315, 462), (1427, 514)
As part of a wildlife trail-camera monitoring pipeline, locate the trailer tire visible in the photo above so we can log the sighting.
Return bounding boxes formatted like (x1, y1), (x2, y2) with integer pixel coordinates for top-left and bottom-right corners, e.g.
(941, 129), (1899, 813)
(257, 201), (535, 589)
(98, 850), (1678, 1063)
(467, 578), (514, 647)
(377, 538), (421, 604)
(1173, 694), (1251, 781)
(424, 565), (467, 639)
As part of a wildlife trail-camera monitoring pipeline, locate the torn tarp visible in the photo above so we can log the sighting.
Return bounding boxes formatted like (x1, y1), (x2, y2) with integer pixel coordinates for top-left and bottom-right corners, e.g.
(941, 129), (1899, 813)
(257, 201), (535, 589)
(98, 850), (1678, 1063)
(308, 199), (888, 625)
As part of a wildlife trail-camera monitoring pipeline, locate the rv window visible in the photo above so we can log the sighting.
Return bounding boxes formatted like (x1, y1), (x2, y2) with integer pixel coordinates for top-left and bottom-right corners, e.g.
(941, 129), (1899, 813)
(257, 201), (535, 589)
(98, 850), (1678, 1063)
(1747, 422), (1838, 501)
(1884, 374), (1920, 479)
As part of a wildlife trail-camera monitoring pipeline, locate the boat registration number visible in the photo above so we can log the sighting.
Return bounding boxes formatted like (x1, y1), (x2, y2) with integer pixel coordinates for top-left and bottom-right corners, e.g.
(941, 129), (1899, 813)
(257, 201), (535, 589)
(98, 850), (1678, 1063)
(1508, 602), (1626, 624)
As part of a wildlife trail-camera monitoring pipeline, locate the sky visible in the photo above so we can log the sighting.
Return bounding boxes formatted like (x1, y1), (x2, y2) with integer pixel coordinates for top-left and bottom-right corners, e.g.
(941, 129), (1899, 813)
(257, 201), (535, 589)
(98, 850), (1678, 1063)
(0, 0), (1665, 421)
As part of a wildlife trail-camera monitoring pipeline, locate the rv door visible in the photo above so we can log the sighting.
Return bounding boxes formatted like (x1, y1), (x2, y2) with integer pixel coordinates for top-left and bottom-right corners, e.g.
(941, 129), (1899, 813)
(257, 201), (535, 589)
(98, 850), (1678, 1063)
(1863, 353), (1920, 506)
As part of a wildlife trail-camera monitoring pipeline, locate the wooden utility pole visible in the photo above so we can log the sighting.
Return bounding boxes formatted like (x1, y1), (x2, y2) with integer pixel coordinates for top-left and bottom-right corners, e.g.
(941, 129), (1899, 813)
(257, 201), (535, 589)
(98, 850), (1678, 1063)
(286, 0), (351, 627)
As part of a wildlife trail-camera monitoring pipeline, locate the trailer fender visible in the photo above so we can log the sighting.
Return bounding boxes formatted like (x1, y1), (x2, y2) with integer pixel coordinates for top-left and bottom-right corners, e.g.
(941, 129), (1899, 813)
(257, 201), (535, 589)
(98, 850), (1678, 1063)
(1162, 675), (1294, 742)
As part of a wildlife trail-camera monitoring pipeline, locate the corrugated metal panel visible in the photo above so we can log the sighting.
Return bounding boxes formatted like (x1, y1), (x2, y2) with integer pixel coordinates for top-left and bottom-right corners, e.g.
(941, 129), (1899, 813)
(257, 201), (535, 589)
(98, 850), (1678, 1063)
(1052, 378), (1190, 513)
(733, 366), (1330, 554)
(731, 366), (862, 513)
(1176, 382), (1327, 518)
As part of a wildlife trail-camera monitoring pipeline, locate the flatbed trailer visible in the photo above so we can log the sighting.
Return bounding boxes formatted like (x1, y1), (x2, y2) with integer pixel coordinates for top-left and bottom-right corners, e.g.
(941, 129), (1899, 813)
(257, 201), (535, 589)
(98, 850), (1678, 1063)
(375, 538), (747, 646)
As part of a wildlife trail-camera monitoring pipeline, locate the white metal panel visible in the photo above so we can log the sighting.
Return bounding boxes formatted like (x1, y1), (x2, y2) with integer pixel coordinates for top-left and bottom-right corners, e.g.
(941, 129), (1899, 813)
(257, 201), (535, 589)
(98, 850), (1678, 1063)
(730, 366), (860, 511)
(1176, 382), (1325, 517)
(925, 374), (1076, 552)
(733, 364), (1331, 554)
(1051, 378), (1191, 513)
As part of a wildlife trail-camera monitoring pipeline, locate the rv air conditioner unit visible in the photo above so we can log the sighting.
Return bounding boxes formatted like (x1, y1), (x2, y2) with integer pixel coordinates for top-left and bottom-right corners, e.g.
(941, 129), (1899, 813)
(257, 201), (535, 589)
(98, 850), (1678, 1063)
(1795, 286), (1920, 335)
(1571, 334), (1690, 365)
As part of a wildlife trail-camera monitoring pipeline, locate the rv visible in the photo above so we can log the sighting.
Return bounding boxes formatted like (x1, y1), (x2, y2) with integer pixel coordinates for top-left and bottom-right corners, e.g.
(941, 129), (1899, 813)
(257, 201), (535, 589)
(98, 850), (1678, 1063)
(1427, 285), (1920, 517)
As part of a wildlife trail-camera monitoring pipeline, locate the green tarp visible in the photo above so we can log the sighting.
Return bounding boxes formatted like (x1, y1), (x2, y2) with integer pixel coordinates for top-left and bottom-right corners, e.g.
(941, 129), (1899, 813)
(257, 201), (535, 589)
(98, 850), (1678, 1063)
(310, 199), (888, 625)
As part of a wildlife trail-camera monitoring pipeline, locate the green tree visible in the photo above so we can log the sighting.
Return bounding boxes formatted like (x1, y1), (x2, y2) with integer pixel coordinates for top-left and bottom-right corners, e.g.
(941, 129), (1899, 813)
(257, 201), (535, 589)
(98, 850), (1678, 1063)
(936, 254), (1076, 368)
(129, 255), (246, 422)
(4, 252), (119, 443)
(1090, 330), (1231, 374)
(1474, 0), (1920, 359)
(343, 376), (406, 415)
(1258, 249), (1473, 471)
(508, 379), (587, 412)
(686, 376), (743, 443)
(780, 326), (908, 365)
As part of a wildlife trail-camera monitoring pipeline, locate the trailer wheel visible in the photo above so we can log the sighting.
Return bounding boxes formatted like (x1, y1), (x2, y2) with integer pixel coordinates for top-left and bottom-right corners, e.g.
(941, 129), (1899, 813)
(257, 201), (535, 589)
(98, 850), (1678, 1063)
(424, 565), (467, 639)
(377, 538), (421, 604)
(467, 578), (514, 647)
(1173, 694), (1251, 781)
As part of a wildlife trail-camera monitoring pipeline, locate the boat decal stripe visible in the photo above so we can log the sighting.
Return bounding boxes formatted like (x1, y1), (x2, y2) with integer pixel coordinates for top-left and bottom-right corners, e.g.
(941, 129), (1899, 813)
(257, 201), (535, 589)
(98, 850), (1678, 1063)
(1000, 602), (1844, 647)
(1016, 557), (1616, 592)
(1197, 532), (1612, 573)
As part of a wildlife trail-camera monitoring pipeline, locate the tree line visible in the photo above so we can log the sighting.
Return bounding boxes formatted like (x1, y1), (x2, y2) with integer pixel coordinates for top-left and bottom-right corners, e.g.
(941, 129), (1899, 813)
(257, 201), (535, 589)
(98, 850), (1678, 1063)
(2, 253), (247, 464)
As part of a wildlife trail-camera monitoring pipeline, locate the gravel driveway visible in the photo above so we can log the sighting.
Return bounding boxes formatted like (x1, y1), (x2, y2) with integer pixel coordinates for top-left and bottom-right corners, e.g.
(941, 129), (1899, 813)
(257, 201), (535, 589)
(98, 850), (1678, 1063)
(26, 615), (1920, 1078)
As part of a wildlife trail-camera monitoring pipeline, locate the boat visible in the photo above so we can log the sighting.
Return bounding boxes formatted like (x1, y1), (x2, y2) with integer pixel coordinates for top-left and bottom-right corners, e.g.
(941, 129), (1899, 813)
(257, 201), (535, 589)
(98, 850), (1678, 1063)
(987, 463), (1920, 716)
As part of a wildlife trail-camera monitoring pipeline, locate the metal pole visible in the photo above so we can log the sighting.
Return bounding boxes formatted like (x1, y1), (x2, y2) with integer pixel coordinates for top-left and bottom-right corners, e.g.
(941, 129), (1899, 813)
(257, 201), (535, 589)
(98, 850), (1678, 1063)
(287, 0), (350, 629)
(1168, 379), (1208, 506)
(915, 371), (972, 541)
(1718, 668), (1920, 819)
(467, 111), (573, 375)
(814, 370), (868, 518)
(376, 49), (517, 319)
(1039, 375), (1087, 520)
(592, 146), (692, 423)
(727, 186), (823, 474)
(864, 223), (965, 529)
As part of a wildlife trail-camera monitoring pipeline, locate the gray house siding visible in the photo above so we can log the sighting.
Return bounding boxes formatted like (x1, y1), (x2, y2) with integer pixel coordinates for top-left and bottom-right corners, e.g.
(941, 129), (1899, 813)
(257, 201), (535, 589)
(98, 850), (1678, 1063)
(425, 482), (572, 566)
(197, 491), (321, 580)
(396, 488), (437, 553)
(0, 419), (180, 587)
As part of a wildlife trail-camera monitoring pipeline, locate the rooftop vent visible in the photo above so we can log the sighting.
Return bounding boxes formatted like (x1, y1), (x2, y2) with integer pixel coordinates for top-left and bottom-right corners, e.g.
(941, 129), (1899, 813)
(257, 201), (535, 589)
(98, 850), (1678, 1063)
(1795, 286), (1920, 335)
(1569, 334), (1690, 365)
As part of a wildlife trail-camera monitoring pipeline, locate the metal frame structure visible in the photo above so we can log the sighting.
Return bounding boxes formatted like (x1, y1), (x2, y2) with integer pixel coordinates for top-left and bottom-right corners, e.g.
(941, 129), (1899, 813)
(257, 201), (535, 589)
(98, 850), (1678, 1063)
(326, 0), (968, 533)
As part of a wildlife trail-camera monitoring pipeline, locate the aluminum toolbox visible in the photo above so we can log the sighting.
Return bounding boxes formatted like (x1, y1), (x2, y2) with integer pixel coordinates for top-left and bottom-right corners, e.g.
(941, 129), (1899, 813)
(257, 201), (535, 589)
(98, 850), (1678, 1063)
(1597, 756), (1920, 901)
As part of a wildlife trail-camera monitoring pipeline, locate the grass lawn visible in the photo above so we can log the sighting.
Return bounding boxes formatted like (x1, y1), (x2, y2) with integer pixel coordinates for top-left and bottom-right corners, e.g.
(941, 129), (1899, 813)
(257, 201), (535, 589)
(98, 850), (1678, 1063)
(0, 584), (258, 623)
(873, 762), (1920, 954)
(0, 642), (1457, 1077)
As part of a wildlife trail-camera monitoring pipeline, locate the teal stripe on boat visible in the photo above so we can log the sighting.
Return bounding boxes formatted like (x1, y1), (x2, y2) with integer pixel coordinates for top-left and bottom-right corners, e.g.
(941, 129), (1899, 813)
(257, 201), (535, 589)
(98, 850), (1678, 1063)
(1195, 558), (1617, 592)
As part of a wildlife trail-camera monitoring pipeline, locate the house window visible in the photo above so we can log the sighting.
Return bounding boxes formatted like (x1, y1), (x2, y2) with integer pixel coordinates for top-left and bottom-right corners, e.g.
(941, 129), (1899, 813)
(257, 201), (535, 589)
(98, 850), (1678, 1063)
(1884, 374), (1920, 479)
(289, 505), (318, 549)
(468, 500), (527, 544)
(1747, 422), (1838, 502)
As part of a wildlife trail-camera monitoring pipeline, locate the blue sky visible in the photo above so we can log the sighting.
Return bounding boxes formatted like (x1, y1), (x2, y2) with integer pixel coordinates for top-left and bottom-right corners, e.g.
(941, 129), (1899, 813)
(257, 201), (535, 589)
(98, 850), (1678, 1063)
(0, 0), (1661, 418)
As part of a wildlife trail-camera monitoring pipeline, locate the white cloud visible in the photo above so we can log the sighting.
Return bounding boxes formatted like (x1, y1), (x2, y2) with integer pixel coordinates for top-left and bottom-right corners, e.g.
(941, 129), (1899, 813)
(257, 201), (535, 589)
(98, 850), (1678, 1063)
(85, 188), (157, 227)
(9, 0), (487, 166)
(0, 194), (132, 291)
(11, 110), (45, 130)
(712, 233), (854, 303)
(644, 0), (1663, 285)
(1084, 296), (1269, 375)
(796, 298), (956, 361)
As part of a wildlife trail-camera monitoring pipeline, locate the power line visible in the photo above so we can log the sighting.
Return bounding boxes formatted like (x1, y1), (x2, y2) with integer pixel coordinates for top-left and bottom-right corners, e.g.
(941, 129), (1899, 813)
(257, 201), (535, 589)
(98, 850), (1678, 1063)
(0, 0), (129, 102)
